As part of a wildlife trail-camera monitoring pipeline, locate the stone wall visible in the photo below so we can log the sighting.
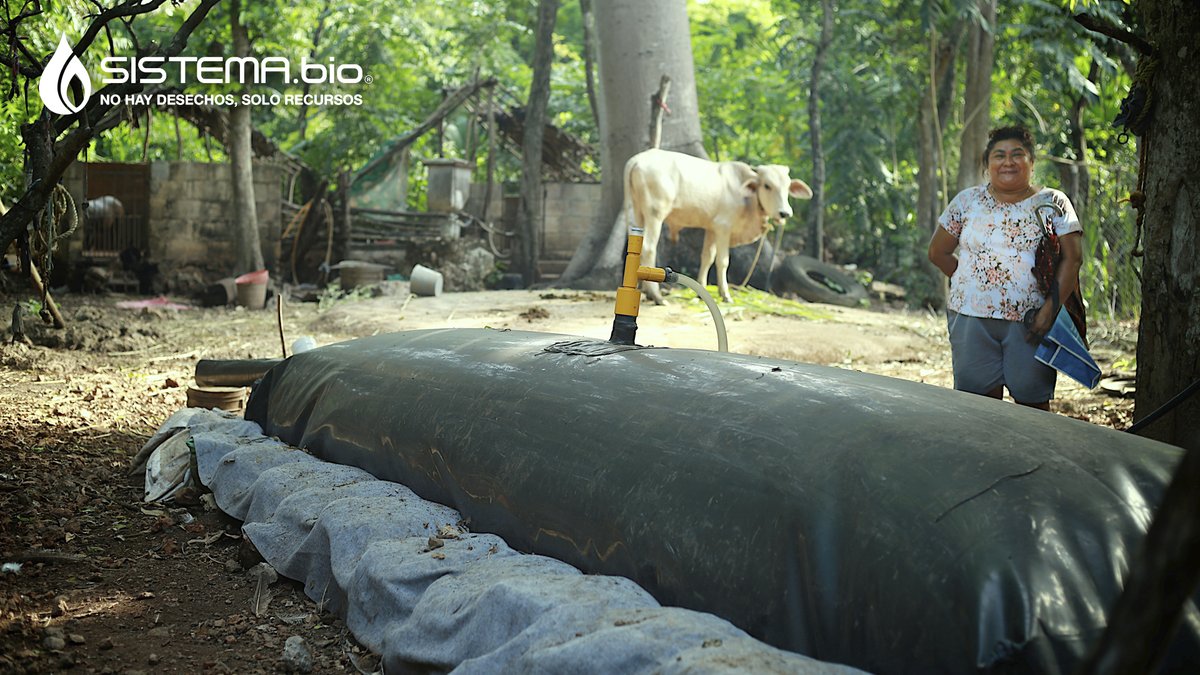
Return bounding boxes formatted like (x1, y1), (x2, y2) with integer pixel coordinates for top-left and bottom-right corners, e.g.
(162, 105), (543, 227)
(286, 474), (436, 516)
(147, 161), (283, 274)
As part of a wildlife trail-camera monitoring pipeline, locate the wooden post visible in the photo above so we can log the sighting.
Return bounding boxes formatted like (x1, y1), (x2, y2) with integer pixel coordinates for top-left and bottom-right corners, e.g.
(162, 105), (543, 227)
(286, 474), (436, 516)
(482, 84), (498, 223)
(466, 70), (481, 163)
(648, 75), (672, 150)
(436, 88), (448, 156)
(27, 261), (65, 329)
(337, 170), (352, 276)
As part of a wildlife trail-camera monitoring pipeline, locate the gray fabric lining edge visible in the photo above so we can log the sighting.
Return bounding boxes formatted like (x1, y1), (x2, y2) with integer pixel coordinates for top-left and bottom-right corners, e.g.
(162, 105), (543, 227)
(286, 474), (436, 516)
(145, 408), (866, 675)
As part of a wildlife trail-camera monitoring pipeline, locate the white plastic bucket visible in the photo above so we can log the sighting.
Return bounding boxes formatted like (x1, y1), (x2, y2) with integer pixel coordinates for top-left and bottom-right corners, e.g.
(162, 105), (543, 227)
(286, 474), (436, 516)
(410, 264), (444, 297)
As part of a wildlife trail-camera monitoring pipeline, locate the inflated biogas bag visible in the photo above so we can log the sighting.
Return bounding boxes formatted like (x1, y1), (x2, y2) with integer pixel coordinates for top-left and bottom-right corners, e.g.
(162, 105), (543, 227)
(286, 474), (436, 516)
(245, 328), (1200, 674)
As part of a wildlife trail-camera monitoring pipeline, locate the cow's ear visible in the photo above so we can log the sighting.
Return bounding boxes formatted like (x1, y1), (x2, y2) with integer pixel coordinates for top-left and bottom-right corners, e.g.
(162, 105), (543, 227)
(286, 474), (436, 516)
(742, 178), (759, 195)
(789, 179), (814, 200)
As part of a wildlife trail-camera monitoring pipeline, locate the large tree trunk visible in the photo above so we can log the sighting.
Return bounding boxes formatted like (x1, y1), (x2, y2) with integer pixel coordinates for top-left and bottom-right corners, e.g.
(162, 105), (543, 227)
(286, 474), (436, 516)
(1075, 4), (1200, 672)
(1133, 3), (1200, 453)
(556, 0), (705, 289)
(916, 91), (942, 308)
(580, 0), (600, 129)
(955, 0), (996, 192)
(514, 0), (559, 286)
(229, 0), (264, 274)
(916, 26), (963, 308)
(806, 0), (833, 261)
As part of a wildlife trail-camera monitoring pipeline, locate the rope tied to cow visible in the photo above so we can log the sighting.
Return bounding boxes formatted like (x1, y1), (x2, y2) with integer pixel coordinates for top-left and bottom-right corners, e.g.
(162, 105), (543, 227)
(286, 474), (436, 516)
(737, 219), (775, 289)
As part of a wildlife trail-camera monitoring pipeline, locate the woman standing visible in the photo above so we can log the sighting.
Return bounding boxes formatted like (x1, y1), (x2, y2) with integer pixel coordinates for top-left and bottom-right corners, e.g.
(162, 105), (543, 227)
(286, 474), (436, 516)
(928, 125), (1083, 410)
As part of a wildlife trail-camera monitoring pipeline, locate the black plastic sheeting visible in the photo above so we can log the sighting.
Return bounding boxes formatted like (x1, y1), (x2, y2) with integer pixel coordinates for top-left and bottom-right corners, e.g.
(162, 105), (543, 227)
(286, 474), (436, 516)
(245, 328), (1200, 674)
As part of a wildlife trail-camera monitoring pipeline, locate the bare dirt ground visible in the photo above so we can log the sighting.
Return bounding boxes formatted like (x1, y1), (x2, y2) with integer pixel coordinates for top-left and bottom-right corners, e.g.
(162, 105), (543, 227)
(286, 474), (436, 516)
(0, 281), (1137, 673)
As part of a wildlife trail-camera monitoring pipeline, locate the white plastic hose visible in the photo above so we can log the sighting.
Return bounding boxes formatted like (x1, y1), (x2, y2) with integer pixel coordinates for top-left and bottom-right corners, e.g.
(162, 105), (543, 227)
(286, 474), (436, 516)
(671, 273), (728, 353)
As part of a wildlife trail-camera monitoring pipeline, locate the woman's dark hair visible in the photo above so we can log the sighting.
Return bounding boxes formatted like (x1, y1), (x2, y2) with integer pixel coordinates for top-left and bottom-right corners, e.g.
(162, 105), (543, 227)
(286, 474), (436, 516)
(981, 125), (1037, 168)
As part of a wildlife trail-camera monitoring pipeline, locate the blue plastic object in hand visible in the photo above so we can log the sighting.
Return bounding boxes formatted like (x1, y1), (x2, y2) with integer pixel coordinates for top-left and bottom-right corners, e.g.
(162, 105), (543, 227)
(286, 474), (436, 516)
(1035, 306), (1102, 389)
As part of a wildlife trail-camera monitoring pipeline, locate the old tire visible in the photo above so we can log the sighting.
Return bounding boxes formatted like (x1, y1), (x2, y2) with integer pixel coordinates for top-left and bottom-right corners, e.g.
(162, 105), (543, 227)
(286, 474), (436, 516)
(773, 255), (867, 307)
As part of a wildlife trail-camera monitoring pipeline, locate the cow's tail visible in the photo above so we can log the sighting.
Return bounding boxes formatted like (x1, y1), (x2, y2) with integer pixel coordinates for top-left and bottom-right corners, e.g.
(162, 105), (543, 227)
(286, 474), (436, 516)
(623, 160), (642, 236)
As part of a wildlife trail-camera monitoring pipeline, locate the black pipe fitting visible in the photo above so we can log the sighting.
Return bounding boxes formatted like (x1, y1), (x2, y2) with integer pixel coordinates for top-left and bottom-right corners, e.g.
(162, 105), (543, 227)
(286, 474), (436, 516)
(609, 314), (638, 346)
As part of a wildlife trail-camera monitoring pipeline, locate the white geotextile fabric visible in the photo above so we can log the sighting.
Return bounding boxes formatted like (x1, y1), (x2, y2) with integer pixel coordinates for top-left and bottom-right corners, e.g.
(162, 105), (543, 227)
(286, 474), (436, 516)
(145, 408), (866, 675)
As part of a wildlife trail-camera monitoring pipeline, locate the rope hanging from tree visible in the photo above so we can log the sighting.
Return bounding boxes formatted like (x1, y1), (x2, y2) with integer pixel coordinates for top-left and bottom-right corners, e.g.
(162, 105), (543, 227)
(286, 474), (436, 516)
(1124, 141), (1149, 260)
(1113, 54), (1158, 263)
(29, 184), (77, 324)
(33, 185), (78, 267)
(1114, 56), (1158, 143)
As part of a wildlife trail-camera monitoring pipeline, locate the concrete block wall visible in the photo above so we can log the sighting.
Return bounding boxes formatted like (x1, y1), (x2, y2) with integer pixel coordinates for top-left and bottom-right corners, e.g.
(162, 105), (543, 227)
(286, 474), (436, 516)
(541, 182), (600, 259)
(465, 181), (600, 260)
(61, 163), (87, 263)
(147, 161), (283, 274)
(465, 183), (510, 227)
(62, 162), (86, 216)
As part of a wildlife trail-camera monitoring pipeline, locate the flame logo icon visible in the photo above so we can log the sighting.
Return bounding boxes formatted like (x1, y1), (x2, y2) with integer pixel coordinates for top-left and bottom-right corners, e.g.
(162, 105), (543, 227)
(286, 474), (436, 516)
(39, 34), (92, 115)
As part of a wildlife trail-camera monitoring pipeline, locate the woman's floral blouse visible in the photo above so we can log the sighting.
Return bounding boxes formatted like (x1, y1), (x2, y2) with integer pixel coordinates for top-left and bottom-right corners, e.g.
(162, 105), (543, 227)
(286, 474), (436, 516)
(937, 185), (1081, 321)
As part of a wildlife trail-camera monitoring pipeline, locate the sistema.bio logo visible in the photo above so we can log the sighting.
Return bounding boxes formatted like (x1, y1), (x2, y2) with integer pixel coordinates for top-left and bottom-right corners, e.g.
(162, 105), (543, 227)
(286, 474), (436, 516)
(38, 33), (367, 113)
(39, 34), (92, 115)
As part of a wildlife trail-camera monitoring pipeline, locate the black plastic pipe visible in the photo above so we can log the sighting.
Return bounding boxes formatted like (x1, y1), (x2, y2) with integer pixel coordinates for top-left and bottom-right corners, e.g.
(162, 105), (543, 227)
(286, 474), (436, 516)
(195, 358), (281, 387)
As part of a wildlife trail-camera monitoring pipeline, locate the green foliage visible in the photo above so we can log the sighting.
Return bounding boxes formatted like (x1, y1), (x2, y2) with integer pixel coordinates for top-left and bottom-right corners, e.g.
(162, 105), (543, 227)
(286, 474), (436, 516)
(674, 284), (834, 321)
(0, 99), (33, 205)
(688, 0), (1139, 318)
(0, 0), (567, 199)
(92, 114), (227, 164)
(2, 0), (1141, 321)
(316, 283), (375, 310)
(991, 0), (1140, 319)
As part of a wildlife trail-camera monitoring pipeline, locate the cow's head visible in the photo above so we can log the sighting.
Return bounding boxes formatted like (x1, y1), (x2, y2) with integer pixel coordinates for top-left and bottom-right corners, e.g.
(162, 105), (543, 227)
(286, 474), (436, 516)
(744, 165), (813, 223)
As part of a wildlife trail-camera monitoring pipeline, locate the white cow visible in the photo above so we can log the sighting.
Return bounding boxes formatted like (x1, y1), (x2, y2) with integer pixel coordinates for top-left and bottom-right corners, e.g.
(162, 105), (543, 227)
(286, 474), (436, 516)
(623, 148), (813, 303)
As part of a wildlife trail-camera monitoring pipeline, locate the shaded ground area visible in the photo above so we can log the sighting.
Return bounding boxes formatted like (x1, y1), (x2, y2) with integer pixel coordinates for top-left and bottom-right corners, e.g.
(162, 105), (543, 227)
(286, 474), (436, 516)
(0, 284), (1136, 673)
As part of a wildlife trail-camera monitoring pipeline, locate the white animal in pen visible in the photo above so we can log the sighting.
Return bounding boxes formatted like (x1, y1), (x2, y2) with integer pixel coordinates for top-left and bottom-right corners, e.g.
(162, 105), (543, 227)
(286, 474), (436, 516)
(623, 148), (813, 303)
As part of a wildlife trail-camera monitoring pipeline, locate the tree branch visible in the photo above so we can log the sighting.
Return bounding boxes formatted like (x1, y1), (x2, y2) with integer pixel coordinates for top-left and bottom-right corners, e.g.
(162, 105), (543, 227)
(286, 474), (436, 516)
(1073, 13), (1155, 57)
(75, 0), (171, 56)
(54, 0), (221, 136)
(2, 54), (41, 80)
(7, 2), (46, 25)
(0, 0), (221, 256)
(354, 77), (498, 182)
(1, 13), (45, 84)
